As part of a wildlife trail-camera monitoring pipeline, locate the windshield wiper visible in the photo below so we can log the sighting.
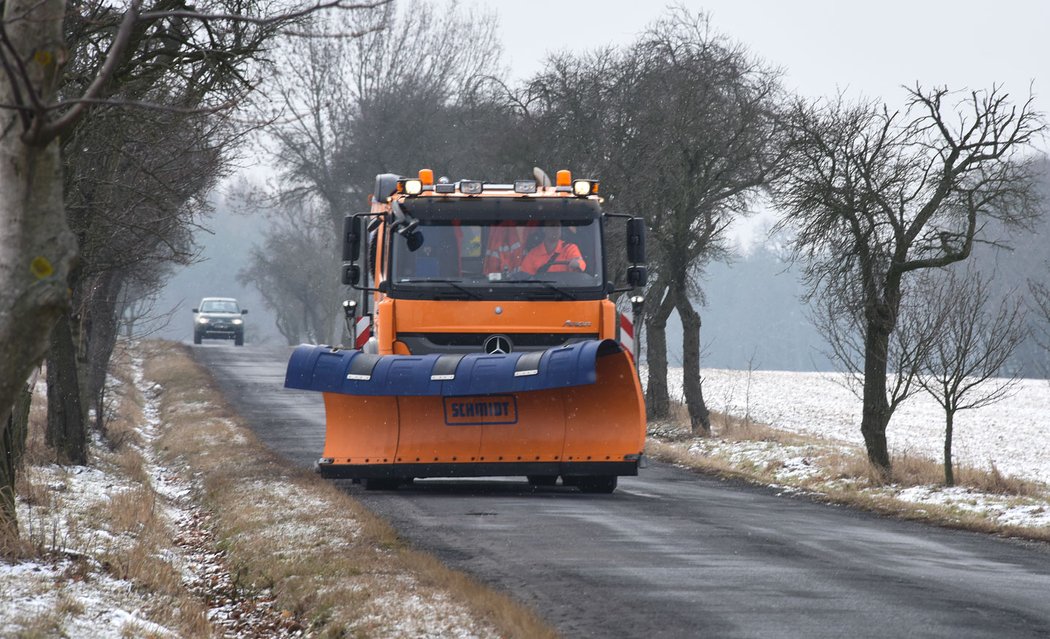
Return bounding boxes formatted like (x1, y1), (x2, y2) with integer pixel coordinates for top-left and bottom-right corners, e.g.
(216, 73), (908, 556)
(399, 278), (482, 300)
(530, 280), (578, 300)
(487, 279), (577, 300)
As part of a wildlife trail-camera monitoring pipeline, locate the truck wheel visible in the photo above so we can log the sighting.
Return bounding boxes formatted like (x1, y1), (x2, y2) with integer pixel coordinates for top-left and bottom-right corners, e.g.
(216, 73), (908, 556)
(193, 332), (202, 345)
(577, 476), (617, 494)
(363, 478), (399, 491)
(527, 475), (558, 487)
(234, 333), (244, 346)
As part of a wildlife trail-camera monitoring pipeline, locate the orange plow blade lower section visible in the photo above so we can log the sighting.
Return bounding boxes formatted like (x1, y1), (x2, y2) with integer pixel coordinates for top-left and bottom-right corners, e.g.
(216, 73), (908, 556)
(316, 350), (645, 480)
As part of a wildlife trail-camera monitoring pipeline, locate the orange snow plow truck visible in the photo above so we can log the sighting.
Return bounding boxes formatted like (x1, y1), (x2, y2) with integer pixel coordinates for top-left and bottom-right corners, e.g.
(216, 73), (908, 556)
(285, 169), (648, 493)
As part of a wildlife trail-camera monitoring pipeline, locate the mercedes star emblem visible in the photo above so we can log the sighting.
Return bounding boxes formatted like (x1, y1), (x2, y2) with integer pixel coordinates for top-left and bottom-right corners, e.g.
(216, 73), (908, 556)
(483, 334), (512, 355)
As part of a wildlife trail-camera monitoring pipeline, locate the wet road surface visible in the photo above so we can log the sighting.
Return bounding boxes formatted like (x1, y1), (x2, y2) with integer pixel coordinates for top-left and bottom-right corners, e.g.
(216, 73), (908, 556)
(193, 343), (1050, 639)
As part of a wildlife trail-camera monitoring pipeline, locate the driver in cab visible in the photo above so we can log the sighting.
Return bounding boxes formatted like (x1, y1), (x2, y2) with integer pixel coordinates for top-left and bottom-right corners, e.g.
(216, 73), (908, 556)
(520, 223), (586, 275)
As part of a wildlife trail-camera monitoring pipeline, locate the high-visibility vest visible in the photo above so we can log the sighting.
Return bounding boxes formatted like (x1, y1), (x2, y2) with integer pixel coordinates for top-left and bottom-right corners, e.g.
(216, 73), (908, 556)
(483, 223), (524, 272)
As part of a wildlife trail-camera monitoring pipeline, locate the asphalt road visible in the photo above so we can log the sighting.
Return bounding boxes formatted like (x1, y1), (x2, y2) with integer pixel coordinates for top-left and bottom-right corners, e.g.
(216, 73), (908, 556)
(193, 342), (1050, 639)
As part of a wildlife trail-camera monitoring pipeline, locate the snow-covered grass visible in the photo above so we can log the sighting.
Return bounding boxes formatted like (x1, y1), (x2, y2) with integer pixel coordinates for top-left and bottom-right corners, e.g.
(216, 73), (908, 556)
(2, 341), (554, 639)
(647, 366), (1050, 538)
(692, 367), (1050, 484)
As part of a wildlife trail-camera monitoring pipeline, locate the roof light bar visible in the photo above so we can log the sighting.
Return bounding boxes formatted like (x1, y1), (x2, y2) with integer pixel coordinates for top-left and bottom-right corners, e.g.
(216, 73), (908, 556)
(514, 180), (537, 194)
(460, 180), (482, 195)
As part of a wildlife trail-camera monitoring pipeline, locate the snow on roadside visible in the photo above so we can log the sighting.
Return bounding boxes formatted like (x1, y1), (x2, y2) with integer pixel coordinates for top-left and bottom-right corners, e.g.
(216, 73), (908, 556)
(1, 355), (305, 638)
(129, 356), (306, 637)
(667, 367), (1050, 485)
(650, 366), (1050, 533)
(895, 485), (1050, 526)
(2, 462), (177, 638)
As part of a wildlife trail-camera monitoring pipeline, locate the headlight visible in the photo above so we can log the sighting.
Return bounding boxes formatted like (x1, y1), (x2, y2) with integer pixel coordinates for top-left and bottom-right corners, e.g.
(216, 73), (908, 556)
(232, 319), (243, 325)
(197, 317), (209, 324)
(572, 179), (597, 196)
(403, 179), (423, 195)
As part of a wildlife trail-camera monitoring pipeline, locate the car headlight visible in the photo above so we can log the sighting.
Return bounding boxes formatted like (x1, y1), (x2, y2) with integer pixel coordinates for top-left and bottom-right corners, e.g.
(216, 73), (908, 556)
(197, 317), (209, 324)
(232, 319), (243, 325)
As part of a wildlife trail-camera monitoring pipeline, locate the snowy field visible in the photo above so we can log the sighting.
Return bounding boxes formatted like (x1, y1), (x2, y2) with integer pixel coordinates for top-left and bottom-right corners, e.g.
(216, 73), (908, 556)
(665, 367), (1050, 486)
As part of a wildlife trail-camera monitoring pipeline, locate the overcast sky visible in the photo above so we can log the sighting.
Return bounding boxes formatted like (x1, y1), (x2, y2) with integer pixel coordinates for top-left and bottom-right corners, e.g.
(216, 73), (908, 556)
(495, 0), (1049, 128)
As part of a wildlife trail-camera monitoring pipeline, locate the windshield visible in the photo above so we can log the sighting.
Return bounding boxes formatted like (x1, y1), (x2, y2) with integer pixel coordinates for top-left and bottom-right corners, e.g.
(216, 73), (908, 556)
(389, 199), (604, 300)
(200, 300), (240, 313)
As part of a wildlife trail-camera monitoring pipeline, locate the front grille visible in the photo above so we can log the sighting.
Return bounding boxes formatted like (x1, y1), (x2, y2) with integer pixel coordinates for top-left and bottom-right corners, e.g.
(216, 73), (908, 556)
(398, 332), (599, 354)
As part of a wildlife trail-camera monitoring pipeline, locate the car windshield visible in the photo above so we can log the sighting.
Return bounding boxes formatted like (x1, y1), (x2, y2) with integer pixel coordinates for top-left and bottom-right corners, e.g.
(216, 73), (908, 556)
(200, 300), (239, 313)
(389, 198), (604, 300)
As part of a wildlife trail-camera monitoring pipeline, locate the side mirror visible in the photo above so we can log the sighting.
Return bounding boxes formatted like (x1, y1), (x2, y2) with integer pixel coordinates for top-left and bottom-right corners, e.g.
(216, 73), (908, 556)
(192, 308), (199, 313)
(627, 265), (647, 288)
(627, 217), (646, 264)
(343, 215), (362, 263)
(405, 230), (424, 252)
(241, 309), (248, 315)
(342, 264), (361, 286)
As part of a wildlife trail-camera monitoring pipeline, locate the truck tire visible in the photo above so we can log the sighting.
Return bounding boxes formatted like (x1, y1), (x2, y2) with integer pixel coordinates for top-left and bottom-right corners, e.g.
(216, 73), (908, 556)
(527, 475), (558, 487)
(193, 332), (202, 345)
(234, 333), (244, 346)
(363, 478), (399, 491)
(577, 475), (617, 494)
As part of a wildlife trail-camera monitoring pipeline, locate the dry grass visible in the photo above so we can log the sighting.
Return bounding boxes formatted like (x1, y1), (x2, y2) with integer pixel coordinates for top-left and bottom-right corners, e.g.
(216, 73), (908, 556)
(962, 461), (1043, 497)
(815, 447), (1045, 496)
(9, 342), (218, 638)
(143, 340), (557, 639)
(13, 465), (51, 510)
(20, 394), (53, 467)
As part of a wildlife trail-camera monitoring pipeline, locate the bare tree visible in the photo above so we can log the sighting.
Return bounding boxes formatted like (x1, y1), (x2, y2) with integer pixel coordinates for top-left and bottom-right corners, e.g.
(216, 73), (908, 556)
(916, 268), (1026, 486)
(239, 203), (340, 344)
(252, 0), (507, 343)
(773, 86), (1043, 473)
(0, 0), (387, 543)
(521, 9), (784, 434)
(809, 260), (944, 419)
(1028, 278), (1050, 375)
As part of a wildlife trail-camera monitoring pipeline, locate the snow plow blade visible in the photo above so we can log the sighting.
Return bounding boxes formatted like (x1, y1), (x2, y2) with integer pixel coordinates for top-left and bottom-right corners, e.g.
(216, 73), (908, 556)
(284, 340), (646, 480)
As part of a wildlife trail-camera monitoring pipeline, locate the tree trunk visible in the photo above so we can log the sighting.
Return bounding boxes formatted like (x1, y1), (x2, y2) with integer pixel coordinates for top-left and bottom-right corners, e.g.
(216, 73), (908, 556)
(674, 284), (711, 435)
(0, 381), (33, 544)
(944, 410), (955, 487)
(82, 273), (123, 415)
(0, 0), (76, 494)
(861, 311), (893, 474)
(644, 285), (675, 420)
(46, 315), (87, 465)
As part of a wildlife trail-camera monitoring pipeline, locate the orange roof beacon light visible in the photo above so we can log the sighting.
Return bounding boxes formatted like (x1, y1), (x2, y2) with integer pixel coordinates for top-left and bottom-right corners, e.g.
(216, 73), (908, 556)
(556, 169), (572, 187)
(418, 168), (435, 185)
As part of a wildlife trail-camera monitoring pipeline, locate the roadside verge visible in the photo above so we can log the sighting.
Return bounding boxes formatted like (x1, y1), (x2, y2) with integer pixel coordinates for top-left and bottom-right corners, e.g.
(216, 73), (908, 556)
(646, 409), (1050, 543)
(143, 340), (558, 638)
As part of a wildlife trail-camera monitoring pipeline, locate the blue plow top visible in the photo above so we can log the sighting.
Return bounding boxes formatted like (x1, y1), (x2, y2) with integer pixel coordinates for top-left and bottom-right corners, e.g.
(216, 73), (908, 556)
(284, 339), (624, 397)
